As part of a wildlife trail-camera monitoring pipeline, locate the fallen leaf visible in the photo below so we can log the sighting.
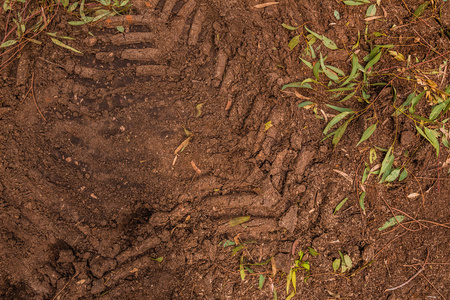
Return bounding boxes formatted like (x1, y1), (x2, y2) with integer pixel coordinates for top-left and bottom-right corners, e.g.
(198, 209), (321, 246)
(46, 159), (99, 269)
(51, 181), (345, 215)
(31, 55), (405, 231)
(229, 216), (251, 227)
(253, 2), (279, 9)
(190, 161), (201, 174)
(333, 169), (353, 184)
(407, 192), (420, 198)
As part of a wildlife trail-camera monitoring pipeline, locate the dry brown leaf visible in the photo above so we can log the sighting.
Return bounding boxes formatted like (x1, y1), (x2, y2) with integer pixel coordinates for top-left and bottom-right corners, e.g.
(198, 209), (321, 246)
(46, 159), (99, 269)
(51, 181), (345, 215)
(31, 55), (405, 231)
(291, 239), (300, 255)
(270, 256), (277, 276)
(294, 90), (310, 100)
(174, 136), (192, 155)
(364, 16), (384, 21)
(191, 161), (202, 174)
(253, 2), (279, 9)
(333, 169), (353, 184)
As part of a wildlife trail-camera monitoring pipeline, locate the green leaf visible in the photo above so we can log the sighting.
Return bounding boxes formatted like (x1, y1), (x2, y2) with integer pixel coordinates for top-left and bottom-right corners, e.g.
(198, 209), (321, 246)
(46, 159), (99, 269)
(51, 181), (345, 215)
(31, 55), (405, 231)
(68, 20), (89, 26)
(369, 148), (377, 164)
(313, 61), (321, 81)
(334, 10), (341, 20)
(288, 35), (300, 50)
(340, 91), (356, 102)
(259, 275), (265, 289)
(323, 111), (352, 135)
(151, 256), (163, 262)
(443, 136), (449, 148)
(50, 38), (82, 54)
(385, 168), (401, 182)
(362, 166), (369, 184)
(298, 101), (315, 108)
(409, 90), (426, 113)
(399, 168), (408, 181)
(343, 255), (352, 269)
(232, 244), (244, 255)
(334, 197), (348, 214)
(325, 104), (354, 113)
(116, 25), (125, 32)
(352, 30), (360, 50)
(300, 58), (313, 69)
(341, 54), (359, 86)
(286, 291), (296, 300)
(343, 0), (370, 5)
(365, 51), (382, 71)
(324, 68), (340, 82)
(332, 118), (352, 146)
(282, 23), (300, 30)
(413, 1), (429, 19)
(424, 127), (440, 157)
(61, 0), (69, 7)
(379, 147), (393, 179)
(308, 247), (319, 256)
(286, 269), (292, 294)
(282, 82), (312, 90)
(429, 102), (446, 121)
(229, 216), (251, 227)
(359, 192), (366, 211)
(356, 124), (377, 146)
(332, 259), (341, 272)
(322, 36), (338, 50)
(68, 1), (79, 12)
(378, 215), (405, 231)
(366, 4), (377, 17)
(222, 240), (236, 247)
(273, 287), (278, 300)
(0, 40), (17, 48)
(240, 263), (246, 280)
(327, 65), (346, 77)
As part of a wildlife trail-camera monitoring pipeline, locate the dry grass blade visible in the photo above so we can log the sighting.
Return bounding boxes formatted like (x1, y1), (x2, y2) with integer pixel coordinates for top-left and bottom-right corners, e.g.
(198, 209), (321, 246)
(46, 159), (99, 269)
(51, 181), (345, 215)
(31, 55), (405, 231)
(253, 2), (279, 9)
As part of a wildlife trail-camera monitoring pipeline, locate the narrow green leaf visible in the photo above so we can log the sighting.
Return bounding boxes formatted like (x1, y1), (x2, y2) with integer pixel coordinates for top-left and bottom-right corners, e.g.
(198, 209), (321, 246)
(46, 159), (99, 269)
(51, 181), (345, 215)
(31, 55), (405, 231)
(340, 91), (356, 102)
(288, 35), (300, 50)
(282, 23), (300, 30)
(359, 192), (366, 211)
(365, 51), (382, 71)
(399, 168), (408, 181)
(298, 101), (315, 108)
(332, 118), (352, 146)
(378, 215), (405, 231)
(116, 25), (125, 32)
(322, 35), (338, 50)
(323, 111), (352, 135)
(341, 54), (359, 86)
(443, 136), (449, 148)
(229, 216), (251, 227)
(413, 1), (429, 19)
(286, 269), (292, 294)
(332, 259), (341, 272)
(308, 247), (320, 257)
(282, 82), (312, 90)
(424, 127), (440, 157)
(362, 167), (369, 184)
(429, 102), (446, 121)
(300, 58), (313, 69)
(327, 65), (345, 77)
(240, 263), (246, 280)
(222, 240), (236, 247)
(324, 68), (340, 82)
(352, 30), (360, 50)
(385, 168), (401, 182)
(343, 0), (370, 5)
(259, 275), (265, 289)
(325, 104), (354, 113)
(50, 38), (82, 54)
(356, 124), (377, 146)
(0, 40), (17, 48)
(304, 26), (322, 40)
(379, 147), (393, 178)
(68, 20), (88, 26)
(369, 148), (377, 163)
(313, 61), (321, 81)
(286, 291), (296, 300)
(232, 244), (244, 255)
(273, 287), (277, 300)
(334, 197), (348, 214)
(409, 90), (426, 113)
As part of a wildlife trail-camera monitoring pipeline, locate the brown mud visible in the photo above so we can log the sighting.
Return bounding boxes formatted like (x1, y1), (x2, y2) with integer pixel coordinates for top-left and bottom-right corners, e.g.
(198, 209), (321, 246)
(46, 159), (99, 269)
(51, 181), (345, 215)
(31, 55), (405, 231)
(0, 0), (449, 299)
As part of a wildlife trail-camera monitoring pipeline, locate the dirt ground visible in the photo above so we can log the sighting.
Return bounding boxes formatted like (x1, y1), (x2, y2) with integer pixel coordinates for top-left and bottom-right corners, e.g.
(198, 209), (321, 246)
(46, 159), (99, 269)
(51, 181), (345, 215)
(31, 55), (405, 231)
(0, 0), (449, 299)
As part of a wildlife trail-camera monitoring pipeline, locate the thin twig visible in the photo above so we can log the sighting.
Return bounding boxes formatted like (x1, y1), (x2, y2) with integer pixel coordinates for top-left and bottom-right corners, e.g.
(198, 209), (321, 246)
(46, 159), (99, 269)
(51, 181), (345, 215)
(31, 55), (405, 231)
(30, 72), (47, 122)
(386, 252), (429, 291)
(51, 272), (79, 300)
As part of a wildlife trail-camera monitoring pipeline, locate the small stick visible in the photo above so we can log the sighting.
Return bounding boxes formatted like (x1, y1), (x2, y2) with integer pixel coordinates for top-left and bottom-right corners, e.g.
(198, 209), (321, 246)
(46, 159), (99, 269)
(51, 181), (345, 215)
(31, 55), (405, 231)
(386, 252), (428, 292)
(31, 72), (47, 122)
(51, 272), (79, 300)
